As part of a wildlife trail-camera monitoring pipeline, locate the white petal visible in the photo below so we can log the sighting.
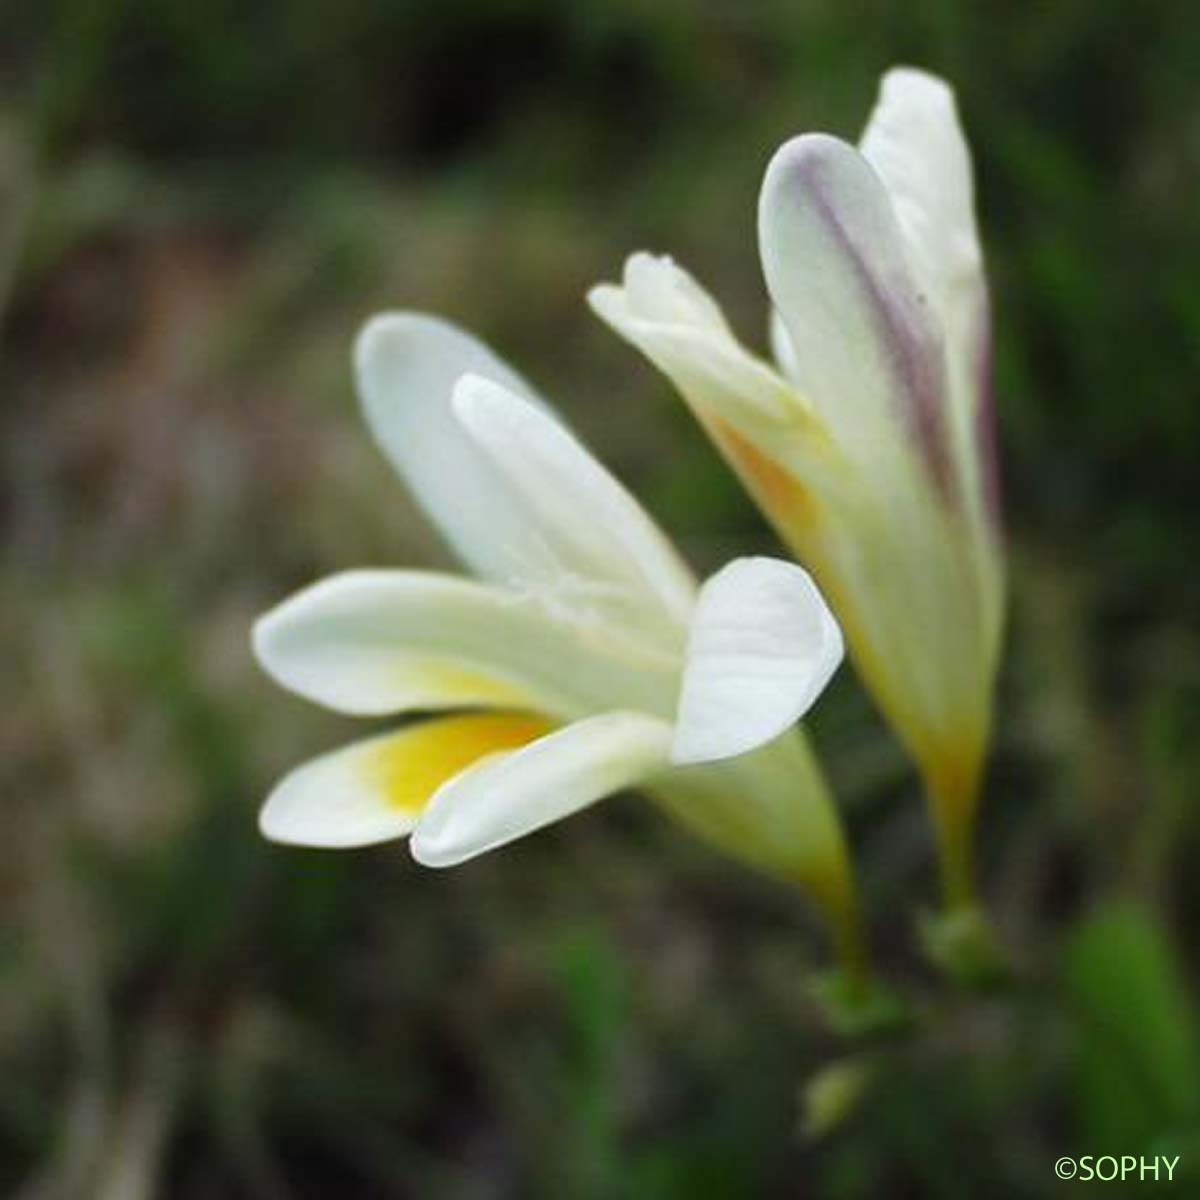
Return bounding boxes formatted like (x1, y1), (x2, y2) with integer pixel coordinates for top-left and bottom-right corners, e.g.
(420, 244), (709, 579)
(768, 307), (803, 386)
(620, 251), (731, 332)
(859, 67), (996, 540)
(589, 254), (800, 427)
(671, 557), (843, 765)
(591, 256), (850, 527)
(758, 133), (952, 494)
(259, 713), (551, 848)
(355, 313), (692, 638)
(354, 313), (548, 585)
(411, 712), (672, 866)
(452, 374), (696, 633)
(859, 69), (985, 346)
(253, 569), (680, 721)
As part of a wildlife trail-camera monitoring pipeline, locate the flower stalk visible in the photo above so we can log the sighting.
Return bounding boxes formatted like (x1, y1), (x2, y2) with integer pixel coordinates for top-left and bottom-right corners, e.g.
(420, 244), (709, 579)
(926, 748), (983, 914)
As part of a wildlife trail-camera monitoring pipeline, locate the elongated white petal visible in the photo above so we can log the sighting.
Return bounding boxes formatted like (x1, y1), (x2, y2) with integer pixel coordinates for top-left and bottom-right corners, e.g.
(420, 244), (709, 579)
(768, 307), (803, 386)
(859, 67), (999, 549)
(411, 712), (672, 866)
(620, 250), (733, 330)
(253, 569), (681, 721)
(355, 313), (693, 638)
(259, 713), (550, 848)
(452, 374), (695, 632)
(589, 254), (800, 426)
(354, 313), (548, 586)
(671, 557), (843, 764)
(758, 134), (951, 495)
(859, 69), (984, 348)
(588, 254), (850, 534)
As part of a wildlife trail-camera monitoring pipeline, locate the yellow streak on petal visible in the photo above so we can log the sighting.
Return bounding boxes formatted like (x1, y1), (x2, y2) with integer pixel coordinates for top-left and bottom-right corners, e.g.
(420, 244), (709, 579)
(397, 658), (536, 709)
(709, 418), (817, 535)
(360, 713), (553, 817)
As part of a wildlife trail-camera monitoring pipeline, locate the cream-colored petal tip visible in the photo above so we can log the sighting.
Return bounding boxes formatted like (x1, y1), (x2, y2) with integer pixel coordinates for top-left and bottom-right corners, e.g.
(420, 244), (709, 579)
(353, 311), (446, 376)
(587, 280), (635, 325)
(250, 606), (281, 675)
(406, 753), (507, 869)
(878, 65), (954, 104)
(258, 749), (416, 849)
(251, 591), (336, 705)
(762, 132), (864, 199)
(249, 570), (531, 718)
(623, 249), (671, 282)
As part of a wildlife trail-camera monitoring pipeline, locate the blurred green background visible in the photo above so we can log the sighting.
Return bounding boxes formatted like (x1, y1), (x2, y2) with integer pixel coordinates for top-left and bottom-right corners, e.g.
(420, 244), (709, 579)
(3, 1), (1200, 1196)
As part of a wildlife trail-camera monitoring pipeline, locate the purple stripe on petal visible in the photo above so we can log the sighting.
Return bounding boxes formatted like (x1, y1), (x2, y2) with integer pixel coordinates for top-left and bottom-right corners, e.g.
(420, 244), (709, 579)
(972, 293), (1003, 536)
(797, 152), (955, 503)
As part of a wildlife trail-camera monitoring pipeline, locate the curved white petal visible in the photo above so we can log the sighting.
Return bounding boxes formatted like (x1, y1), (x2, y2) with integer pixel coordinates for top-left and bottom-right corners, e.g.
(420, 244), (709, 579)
(768, 306), (803, 386)
(259, 713), (550, 848)
(253, 569), (680, 721)
(672, 557), (843, 765)
(589, 254), (800, 426)
(452, 374), (696, 633)
(758, 133), (952, 495)
(355, 313), (692, 638)
(619, 250), (732, 331)
(411, 711), (672, 867)
(859, 68), (985, 351)
(859, 67), (998, 553)
(354, 313), (547, 585)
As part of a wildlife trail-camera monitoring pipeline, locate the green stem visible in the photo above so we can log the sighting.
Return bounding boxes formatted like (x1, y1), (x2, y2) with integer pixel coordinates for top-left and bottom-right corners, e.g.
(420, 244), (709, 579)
(827, 889), (871, 1000)
(921, 750), (1010, 987)
(810, 889), (910, 1037)
(926, 753), (981, 915)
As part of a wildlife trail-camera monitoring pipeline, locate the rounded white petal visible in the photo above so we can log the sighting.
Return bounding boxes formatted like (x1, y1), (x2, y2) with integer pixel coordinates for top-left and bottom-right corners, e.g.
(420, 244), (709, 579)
(671, 557), (843, 765)
(259, 713), (550, 848)
(253, 569), (680, 721)
(354, 313), (547, 585)
(452, 374), (696, 633)
(410, 711), (673, 867)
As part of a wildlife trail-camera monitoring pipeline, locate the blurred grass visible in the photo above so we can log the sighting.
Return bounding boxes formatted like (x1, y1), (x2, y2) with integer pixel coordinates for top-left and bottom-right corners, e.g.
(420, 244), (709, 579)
(2, 1), (1200, 1195)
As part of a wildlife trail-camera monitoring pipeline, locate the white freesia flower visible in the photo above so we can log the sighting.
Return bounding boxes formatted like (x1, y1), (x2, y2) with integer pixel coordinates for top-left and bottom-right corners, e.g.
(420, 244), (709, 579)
(590, 68), (1004, 908)
(253, 313), (861, 960)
